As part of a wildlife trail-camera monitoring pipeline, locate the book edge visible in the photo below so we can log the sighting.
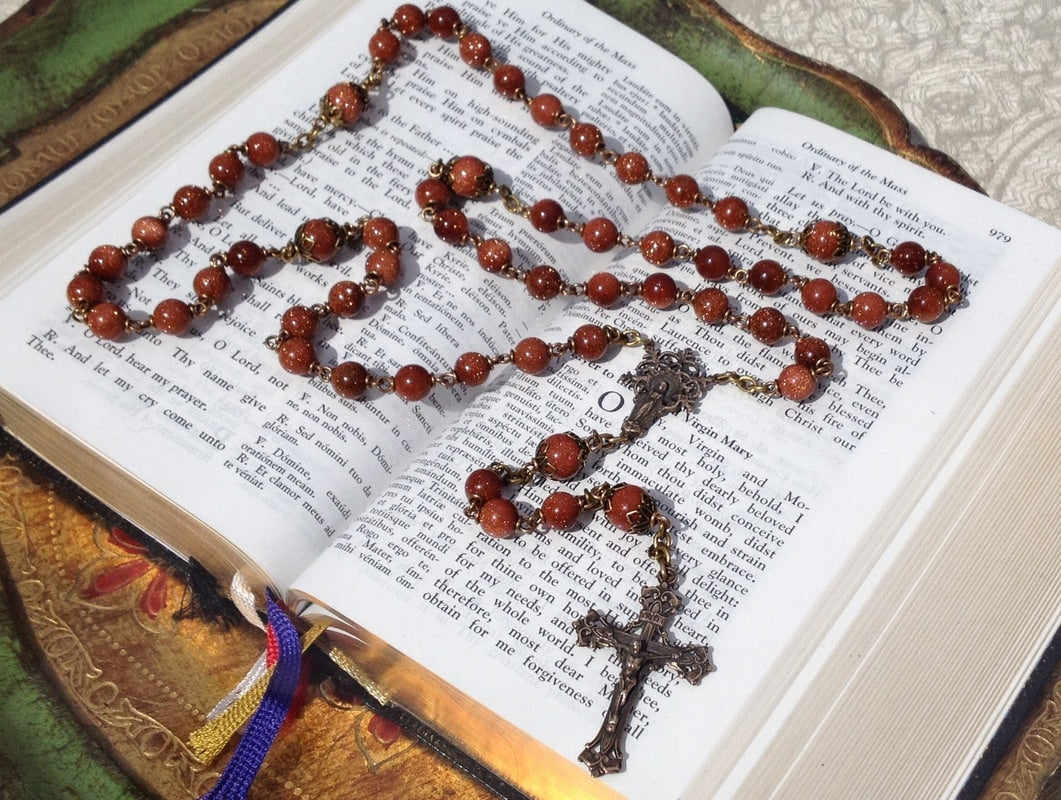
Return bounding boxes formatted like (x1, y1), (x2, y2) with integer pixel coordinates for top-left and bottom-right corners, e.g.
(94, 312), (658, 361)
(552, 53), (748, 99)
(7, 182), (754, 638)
(716, 278), (1061, 799)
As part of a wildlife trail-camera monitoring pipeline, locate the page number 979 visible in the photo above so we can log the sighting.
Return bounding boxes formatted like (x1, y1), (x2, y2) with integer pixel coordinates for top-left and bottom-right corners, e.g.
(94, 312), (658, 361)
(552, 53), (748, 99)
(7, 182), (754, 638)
(989, 228), (1012, 242)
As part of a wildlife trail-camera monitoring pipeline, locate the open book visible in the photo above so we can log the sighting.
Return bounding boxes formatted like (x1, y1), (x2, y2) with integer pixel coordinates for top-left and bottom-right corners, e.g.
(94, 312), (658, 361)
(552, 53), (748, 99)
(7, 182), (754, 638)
(1, 0), (1059, 798)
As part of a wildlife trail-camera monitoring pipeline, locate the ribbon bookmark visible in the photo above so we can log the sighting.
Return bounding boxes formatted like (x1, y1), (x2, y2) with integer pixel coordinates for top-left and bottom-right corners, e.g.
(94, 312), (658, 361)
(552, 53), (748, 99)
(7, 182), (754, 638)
(192, 578), (326, 799)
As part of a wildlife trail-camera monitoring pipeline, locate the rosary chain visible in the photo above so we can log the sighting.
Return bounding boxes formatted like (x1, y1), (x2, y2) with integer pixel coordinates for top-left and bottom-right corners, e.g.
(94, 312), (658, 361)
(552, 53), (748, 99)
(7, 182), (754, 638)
(286, 114), (332, 154)
(747, 218), (799, 248)
(713, 371), (781, 398)
(646, 512), (676, 584)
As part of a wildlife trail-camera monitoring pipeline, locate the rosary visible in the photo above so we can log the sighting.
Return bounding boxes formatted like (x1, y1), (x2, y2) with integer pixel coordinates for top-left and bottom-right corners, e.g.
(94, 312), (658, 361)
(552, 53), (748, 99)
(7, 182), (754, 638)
(62, 3), (965, 777)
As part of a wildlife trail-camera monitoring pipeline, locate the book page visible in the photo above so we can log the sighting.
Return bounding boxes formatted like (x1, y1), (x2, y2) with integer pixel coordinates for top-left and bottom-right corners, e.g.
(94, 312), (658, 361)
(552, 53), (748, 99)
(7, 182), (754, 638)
(293, 108), (1061, 797)
(0, 0), (732, 588)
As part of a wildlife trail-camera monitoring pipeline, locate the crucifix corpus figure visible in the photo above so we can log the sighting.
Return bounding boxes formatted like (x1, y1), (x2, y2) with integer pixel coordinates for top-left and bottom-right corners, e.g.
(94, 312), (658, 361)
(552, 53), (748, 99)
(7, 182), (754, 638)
(574, 580), (714, 776)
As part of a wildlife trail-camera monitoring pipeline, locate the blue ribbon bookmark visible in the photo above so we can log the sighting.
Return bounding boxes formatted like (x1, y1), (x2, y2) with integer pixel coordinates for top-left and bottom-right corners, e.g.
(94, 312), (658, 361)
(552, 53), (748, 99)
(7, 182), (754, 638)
(200, 589), (302, 799)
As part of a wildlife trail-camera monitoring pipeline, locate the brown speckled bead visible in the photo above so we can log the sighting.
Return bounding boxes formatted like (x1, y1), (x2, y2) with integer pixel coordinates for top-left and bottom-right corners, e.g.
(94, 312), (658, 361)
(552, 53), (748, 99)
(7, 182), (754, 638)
(173, 185), (210, 221)
(478, 497), (518, 538)
(152, 299), (193, 335)
(641, 273), (677, 309)
(227, 240), (265, 276)
(367, 249), (402, 286)
(458, 32), (492, 67)
(539, 432), (585, 480)
(801, 220), (851, 262)
(427, 5), (460, 37)
(571, 323), (609, 361)
(455, 352), (492, 386)
(476, 238), (511, 272)
(777, 364), (816, 402)
(132, 216), (168, 251)
(492, 64), (525, 98)
(324, 82), (366, 125)
(209, 151), (244, 189)
(67, 273), (104, 308)
(615, 151), (650, 185)
(926, 261), (961, 291)
(529, 93), (564, 126)
(278, 337), (316, 375)
(850, 291), (889, 330)
(542, 491), (581, 530)
(907, 285), (946, 323)
(392, 3), (426, 36)
(747, 306), (788, 345)
(693, 245), (731, 280)
(87, 244), (128, 280)
(432, 208), (469, 245)
(245, 132), (280, 168)
(664, 174), (700, 208)
(193, 266), (232, 302)
(570, 122), (603, 157)
(296, 218), (344, 263)
(394, 364), (434, 401)
(606, 484), (653, 532)
(328, 281), (365, 317)
(747, 259), (786, 295)
(585, 271), (622, 308)
(800, 277), (838, 315)
(529, 199), (564, 233)
(281, 305), (319, 339)
(639, 230), (674, 266)
(525, 265), (563, 300)
(86, 302), (127, 340)
(581, 217), (619, 253)
(362, 216), (399, 249)
(692, 287), (728, 324)
(447, 155), (492, 198)
(891, 241), (927, 276)
(465, 468), (504, 502)
(512, 337), (552, 374)
(713, 196), (749, 231)
(330, 361), (368, 399)
(415, 178), (451, 209)
(369, 29), (402, 63)
(794, 336), (831, 369)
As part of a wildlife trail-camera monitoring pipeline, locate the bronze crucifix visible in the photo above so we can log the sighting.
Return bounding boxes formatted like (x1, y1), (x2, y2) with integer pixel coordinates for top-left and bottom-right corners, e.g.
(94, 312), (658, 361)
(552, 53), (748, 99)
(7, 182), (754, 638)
(574, 580), (713, 776)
